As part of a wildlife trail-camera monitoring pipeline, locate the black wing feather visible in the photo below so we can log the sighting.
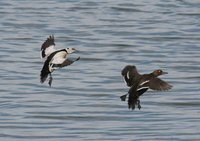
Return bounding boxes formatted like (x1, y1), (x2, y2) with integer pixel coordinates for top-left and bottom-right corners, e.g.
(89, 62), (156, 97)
(149, 78), (172, 91)
(121, 65), (141, 87)
(41, 35), (55, 50)
(41, 35), (55, 58)
(40, 59), (51, 83)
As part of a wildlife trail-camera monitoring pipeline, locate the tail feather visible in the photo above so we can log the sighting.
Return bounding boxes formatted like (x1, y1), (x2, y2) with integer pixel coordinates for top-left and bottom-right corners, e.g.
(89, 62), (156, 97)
(40, 60), (50, 83)
(128, 94), (139, 110)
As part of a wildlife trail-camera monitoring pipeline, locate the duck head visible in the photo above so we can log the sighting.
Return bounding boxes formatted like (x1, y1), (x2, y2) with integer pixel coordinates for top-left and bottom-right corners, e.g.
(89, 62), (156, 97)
(65, 48), (76, 54)
(152, 69), (168, 77)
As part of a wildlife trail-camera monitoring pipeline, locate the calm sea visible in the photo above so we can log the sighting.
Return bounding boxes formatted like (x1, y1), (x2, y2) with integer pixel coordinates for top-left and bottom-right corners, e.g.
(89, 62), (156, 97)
(0, 0), (200, 140)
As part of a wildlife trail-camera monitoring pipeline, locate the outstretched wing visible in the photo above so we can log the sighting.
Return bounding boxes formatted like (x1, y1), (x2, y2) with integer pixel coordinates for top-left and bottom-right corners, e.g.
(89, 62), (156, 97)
(50, 57), (80, 69)
(121, 65), (141, 87)
(149, 78), (172, 91)
(40, 35), (56, 59)
(60, 57), (80, 67)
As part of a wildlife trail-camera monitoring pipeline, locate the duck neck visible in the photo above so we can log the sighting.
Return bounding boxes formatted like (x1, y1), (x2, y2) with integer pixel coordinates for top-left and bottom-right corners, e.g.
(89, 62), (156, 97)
(150, 72), (158, 77)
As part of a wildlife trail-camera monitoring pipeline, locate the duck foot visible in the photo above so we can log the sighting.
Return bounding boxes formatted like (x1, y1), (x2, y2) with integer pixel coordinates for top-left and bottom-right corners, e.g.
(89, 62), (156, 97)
(48, 76), (53, 87)
(137, 100), (142, 110)
(129, 104), (135, 110)
(120, 94), (127, 101)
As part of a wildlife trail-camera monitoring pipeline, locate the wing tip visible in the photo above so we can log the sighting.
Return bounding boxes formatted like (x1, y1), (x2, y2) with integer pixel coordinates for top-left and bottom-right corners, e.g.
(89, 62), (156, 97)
(41, 35), (55, 50)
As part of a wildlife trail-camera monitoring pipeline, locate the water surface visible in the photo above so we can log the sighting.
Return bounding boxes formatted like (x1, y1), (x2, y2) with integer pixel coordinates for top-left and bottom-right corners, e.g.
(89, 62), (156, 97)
(0, 0), (200, 140)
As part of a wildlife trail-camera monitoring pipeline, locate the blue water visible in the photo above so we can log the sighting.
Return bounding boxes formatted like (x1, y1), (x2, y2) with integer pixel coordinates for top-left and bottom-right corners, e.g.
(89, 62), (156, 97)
(1, 0), (200, 140)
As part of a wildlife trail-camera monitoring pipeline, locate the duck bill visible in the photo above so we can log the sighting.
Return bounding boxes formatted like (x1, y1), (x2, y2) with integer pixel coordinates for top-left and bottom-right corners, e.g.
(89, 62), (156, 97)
(73, 48), (80, 53)
(72, 48), (77, 51)
(162, 71), (168, 75)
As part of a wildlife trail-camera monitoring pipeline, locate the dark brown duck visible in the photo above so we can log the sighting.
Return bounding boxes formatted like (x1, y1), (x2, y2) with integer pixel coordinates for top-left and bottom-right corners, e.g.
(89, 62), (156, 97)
(121, 65), (172, 110)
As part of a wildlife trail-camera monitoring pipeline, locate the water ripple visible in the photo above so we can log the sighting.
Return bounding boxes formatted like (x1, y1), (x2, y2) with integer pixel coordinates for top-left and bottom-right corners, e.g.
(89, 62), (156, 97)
(0, 0), (200, 141)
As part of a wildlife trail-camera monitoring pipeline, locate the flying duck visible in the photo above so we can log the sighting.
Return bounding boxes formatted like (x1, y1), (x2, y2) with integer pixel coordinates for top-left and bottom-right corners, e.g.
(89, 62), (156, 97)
(120, 65), (172, 110)
(40, 35), (80, 86)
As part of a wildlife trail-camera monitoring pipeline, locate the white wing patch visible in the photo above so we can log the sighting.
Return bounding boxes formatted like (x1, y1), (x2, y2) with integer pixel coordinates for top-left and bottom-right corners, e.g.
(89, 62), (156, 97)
(40, 45), (56, 59)
(137, 87), (149, 92)
(139, 80), (149, 86)
(127, 71), (130, 79)
(137, 80), (150, 92)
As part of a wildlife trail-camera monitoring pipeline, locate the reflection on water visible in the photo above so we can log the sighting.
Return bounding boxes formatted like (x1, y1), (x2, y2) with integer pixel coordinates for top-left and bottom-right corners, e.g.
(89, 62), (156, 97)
(0, 0), (200, 140)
